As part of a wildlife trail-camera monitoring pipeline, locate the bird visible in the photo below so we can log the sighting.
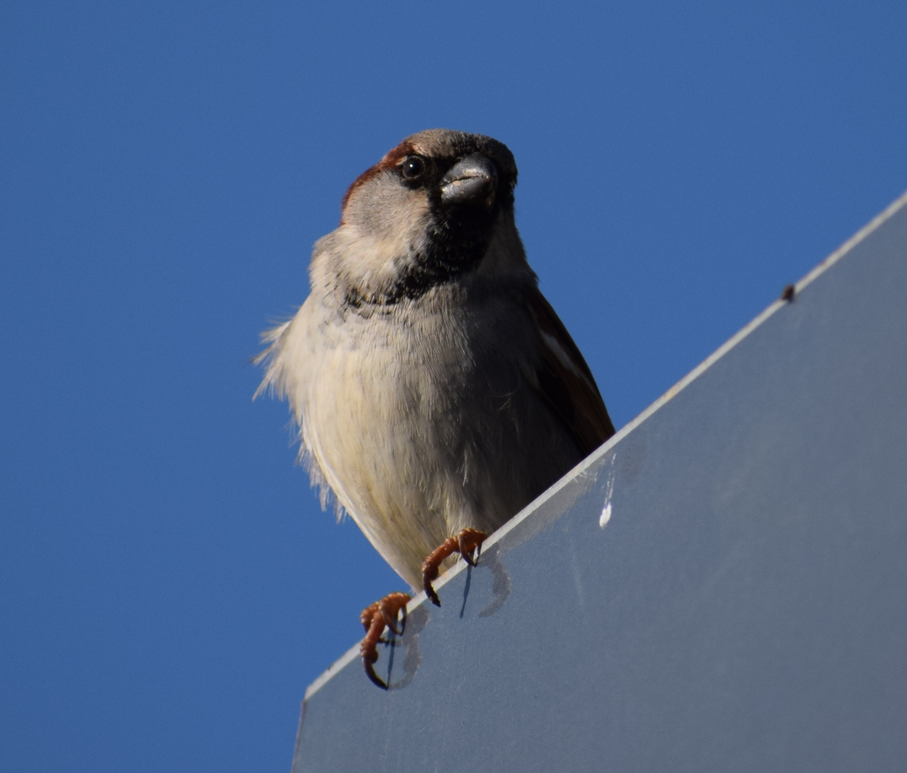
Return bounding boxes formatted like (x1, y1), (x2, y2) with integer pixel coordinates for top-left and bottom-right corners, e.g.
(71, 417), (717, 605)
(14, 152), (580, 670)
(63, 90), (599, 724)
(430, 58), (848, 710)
(256, 129), (615, 687)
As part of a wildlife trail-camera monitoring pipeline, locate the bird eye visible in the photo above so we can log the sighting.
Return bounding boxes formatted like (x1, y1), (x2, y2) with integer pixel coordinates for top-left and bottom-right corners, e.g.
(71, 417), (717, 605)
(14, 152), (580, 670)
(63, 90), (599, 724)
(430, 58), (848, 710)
(400, 156), (426, 180)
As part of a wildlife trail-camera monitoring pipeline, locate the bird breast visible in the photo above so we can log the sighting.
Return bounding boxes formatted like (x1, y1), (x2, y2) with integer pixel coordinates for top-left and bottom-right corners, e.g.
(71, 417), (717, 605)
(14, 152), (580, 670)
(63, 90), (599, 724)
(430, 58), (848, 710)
(275, 286), (580, 587)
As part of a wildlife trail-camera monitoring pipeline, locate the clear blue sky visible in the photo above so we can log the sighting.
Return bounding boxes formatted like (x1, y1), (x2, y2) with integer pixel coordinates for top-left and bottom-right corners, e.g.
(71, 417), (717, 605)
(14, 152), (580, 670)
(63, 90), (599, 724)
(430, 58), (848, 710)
(2, 2), (905, 770)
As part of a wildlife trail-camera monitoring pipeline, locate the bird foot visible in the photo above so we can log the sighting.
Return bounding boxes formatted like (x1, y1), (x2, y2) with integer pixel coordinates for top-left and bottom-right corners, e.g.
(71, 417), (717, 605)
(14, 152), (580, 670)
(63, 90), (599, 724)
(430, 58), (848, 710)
(360, 592), (411, 689)
(421, 528), (487, 607)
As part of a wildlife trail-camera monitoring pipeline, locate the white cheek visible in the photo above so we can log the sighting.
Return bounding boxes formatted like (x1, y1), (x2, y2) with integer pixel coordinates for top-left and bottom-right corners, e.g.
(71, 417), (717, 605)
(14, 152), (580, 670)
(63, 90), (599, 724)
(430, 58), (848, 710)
(333, 185), (432, 288)
(375, 191), (430, 241)
(345, 175), (430, 241)
(339, 228), (400, 282)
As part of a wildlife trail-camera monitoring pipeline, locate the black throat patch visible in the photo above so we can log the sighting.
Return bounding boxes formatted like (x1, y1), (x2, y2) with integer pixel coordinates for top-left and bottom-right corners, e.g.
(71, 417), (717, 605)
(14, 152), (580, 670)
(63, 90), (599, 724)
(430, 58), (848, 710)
(344, 207), (498, 309)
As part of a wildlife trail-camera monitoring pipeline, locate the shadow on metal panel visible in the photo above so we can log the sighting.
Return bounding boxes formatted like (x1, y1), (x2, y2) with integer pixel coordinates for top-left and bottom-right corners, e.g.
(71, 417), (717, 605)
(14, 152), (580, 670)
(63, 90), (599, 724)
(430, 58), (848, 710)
(292, 191), (907, 773)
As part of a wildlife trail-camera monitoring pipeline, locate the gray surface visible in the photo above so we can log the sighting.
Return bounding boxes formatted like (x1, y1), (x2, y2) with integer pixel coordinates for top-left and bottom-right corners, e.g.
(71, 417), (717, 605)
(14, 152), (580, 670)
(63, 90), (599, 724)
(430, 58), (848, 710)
(293, 193), (907, 772)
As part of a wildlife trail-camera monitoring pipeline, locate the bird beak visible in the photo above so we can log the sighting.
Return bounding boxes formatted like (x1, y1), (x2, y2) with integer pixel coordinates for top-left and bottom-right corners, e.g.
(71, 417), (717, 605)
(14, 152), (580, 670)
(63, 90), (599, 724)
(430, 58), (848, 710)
(440, 153), (498, 209)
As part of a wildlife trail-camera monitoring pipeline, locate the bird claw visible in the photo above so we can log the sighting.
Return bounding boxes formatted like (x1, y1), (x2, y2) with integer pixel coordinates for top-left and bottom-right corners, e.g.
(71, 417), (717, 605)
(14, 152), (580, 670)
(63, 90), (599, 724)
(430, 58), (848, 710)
(360, 592), (411, 690)
(359, 529), (486, 687)
(420, 528), (487, 607)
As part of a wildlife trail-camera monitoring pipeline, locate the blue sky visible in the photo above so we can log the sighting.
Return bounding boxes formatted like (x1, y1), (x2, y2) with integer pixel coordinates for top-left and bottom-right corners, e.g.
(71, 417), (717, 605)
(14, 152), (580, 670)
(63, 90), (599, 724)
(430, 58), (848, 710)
(2, 2), (905, 771)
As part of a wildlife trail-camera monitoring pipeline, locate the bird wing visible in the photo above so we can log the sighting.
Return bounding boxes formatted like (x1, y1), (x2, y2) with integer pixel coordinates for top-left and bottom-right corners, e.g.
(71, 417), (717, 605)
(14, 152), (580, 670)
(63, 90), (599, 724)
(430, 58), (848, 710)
(525, 287), (616, 457)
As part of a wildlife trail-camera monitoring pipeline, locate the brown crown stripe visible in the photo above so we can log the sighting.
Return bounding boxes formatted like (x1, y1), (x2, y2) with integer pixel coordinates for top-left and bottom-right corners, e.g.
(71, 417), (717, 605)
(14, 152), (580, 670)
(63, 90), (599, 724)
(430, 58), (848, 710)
(340, 141), (416, 217)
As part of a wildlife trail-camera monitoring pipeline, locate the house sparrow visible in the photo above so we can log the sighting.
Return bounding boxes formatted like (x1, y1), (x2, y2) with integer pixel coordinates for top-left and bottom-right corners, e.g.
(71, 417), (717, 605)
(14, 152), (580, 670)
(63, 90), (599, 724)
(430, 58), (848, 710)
(257, 129), (615, 687)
